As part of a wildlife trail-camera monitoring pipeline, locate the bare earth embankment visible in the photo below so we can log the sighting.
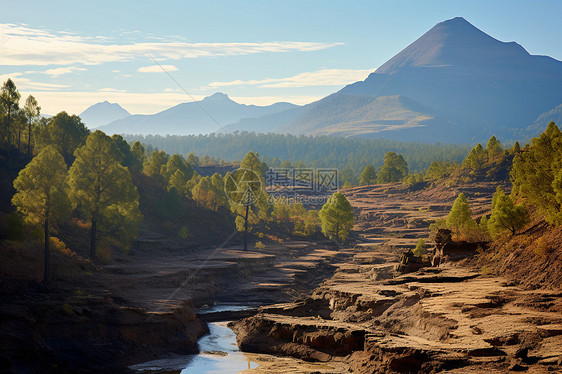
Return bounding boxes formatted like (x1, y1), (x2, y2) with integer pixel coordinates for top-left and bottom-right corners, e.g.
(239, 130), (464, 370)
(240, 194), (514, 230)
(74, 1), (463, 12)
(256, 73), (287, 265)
(231, 181), (562, 373)
(0, 227), (349, 372)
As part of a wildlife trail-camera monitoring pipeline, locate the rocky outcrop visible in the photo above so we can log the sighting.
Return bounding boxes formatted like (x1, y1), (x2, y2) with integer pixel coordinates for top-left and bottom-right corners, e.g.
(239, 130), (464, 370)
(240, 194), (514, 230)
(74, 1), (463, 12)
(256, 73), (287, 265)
(230, 314), (365, 362)
(0, 279), (206, 373)
(230, 246), (562, 373)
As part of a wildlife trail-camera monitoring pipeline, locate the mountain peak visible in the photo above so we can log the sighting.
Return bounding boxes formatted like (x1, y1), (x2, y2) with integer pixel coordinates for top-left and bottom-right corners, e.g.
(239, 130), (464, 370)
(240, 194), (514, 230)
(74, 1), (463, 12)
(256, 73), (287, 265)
(375, 17), (528, 74)
(203, 92), (232, 102)
(80, 101), (130, 129)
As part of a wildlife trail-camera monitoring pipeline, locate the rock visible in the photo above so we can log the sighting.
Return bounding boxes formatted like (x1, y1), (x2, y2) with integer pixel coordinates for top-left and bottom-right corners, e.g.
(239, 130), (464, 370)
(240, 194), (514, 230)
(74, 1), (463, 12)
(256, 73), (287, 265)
(389, 353), (426, 373)
(508, 362), (528, 371)
(467, 347), (507, 357)
(515, 347), (528, 360)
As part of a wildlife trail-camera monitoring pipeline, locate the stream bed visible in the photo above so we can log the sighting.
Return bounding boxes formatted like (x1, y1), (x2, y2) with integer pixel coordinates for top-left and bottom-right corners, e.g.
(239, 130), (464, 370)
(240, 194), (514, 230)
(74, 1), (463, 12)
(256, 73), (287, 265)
(129, 304), (259, 374)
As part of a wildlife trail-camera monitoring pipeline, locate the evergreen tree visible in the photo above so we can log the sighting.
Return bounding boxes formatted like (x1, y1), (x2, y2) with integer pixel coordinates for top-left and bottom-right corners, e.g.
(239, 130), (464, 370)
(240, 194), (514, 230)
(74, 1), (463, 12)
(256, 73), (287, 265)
(130, 141), (147, 169)
(111, 134), (136, 168)
(168, 169), (188, 195)
(511, 122), (562, 225)
(68, 131), (142, 260)
(186, 152), (200, 167)
(485, 136), (503, 158)
(425, 161), (445, 180)
(164, 154), (193, 181)
(462, 143), (486, 170)
(23, 95), (40, 157)
(511, 141), (521, 154)
(143, 150), (169, 178)
(447, 193), (477, 236)
(210, 173), (227, 208)
(377, 152), (408, 183)
(488, 187), (529, 237)
(192, 176), (212, 209)
(319, 191), (354, 243)
(226, 151), (270, 245)
(479, 215), (489, 234)
(359, 165), (377, 185)
(1, 78), (20, 143)
(12, 146), (70, 284)
(37, 112), (90, 165)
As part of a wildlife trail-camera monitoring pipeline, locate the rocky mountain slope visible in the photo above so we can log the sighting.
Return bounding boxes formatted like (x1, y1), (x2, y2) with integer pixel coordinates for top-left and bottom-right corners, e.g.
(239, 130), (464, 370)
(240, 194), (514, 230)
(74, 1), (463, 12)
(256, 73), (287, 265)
(232, 17), (562, 143)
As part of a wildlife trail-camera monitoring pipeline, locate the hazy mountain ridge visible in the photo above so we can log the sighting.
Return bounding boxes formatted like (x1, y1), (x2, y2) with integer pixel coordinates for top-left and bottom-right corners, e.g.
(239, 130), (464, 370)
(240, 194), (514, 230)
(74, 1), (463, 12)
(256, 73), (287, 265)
(79, 101), (131, 129)
(98, 93), (297, 135)
(229, 17), (562, 143)
(93, 17), (562, 143)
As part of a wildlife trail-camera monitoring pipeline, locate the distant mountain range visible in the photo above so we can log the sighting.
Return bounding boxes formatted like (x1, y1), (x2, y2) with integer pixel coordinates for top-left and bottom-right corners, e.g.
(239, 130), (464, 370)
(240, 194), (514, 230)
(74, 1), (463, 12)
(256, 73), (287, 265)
(96, 93), (296, 135)
(84, 17), (562, 143)
(79, 101), (130, 129)
(229, 17), (562, 142)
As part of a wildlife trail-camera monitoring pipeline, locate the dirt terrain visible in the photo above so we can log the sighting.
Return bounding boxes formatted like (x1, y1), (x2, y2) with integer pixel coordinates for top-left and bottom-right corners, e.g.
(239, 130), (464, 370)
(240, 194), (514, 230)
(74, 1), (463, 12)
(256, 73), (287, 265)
(231, 181), (562, 373)
(0, 227), (349, 373)
(3, 180), (562, 373)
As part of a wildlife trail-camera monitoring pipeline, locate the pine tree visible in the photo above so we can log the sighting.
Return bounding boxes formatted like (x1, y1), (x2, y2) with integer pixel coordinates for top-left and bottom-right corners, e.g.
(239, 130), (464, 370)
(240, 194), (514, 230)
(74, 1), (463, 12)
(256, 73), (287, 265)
(186, 152), (200, 167)
(359, 165), (377, 185)
(425, 161), (445, 180)
(130, 141), (147, 169)
(511, 141), (521, 154)
(12, 146), (70, 284)
(485, 136), (503, 158)
(319, 191), (354, 243)
(23, 95), (40, 157)
(68, 131), (142, 260)
(1, 78), (20, 143)
(164, 154), (193, 181)
(192, 176), (212, 209)
(511, 122), (562, 225)
(462, 143), (486, 170)
(168, 169), (188, 195)
(143, 150), (169, 179)
(37, 111), (90, 165)
(488, 187), (529, 237)
(447, 193), (477, 237)
(377, 152), (408, 183)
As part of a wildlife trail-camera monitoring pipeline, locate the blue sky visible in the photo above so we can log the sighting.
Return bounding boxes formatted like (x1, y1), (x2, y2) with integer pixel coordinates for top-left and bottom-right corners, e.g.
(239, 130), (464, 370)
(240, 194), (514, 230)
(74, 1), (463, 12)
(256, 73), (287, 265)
(2, 0), (562, 115)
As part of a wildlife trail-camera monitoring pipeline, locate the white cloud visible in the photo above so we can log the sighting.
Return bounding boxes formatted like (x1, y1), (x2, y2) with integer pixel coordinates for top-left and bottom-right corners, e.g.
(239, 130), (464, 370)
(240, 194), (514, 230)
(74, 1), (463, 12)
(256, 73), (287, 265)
(208, 68), (373, 88)
(138, 64), (178, 73)
(42, 66), (87, 77)
(0, 73), (69, 90)
(0, 23), (341, 66)
(97, 87), (127, 92)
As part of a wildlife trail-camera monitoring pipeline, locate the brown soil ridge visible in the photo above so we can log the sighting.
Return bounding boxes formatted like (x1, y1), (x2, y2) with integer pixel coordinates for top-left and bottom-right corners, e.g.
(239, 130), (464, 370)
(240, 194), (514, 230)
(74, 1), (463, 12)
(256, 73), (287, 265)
(231, 181), (562, 373)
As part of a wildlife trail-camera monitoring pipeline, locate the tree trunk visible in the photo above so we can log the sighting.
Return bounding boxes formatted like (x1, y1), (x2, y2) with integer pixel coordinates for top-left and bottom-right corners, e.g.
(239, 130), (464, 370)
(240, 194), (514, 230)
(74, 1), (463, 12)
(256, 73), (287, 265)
(90, 216), (97, 261)
(27, 122), (32, 158)
(244, 203), (249, 251)
(44, 216), (49, 285)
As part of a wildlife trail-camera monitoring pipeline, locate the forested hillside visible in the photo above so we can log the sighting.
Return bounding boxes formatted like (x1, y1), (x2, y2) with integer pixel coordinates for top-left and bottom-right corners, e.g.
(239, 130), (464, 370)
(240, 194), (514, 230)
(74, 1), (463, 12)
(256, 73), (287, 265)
(123, 132), (472, 183)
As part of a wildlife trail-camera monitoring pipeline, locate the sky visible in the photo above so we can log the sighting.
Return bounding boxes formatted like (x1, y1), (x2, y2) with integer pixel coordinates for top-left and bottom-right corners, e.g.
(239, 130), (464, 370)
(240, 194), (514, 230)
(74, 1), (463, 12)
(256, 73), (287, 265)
(2, 0), (562, 115)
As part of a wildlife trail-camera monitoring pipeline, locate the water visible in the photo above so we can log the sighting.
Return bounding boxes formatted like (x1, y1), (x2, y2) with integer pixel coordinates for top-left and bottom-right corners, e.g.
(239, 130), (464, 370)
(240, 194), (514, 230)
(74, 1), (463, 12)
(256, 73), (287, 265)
(179, 322), (258, 373)
(130, 305), (259, 374)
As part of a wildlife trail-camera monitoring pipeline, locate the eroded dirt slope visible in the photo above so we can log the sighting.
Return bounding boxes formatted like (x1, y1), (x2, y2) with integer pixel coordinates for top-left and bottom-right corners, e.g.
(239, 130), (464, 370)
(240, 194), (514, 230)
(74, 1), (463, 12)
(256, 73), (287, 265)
(232, 181), (562, 373)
